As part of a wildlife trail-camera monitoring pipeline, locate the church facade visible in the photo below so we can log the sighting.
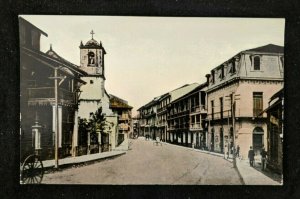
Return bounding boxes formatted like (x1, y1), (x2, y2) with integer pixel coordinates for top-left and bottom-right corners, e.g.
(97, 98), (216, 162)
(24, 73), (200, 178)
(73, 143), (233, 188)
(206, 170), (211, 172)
(74, 32), (118, 155)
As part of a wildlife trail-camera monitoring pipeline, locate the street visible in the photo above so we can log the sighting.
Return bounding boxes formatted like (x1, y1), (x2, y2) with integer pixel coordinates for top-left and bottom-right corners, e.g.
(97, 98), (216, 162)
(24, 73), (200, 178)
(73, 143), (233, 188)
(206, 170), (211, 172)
(42, 138), (243, 184)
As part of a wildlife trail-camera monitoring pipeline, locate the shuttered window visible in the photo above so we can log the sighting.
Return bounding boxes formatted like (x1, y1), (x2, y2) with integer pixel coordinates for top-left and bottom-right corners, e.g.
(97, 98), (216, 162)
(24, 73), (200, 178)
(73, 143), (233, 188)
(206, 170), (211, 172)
(254, 56), (260, 70)
(253, 92), (263, 117)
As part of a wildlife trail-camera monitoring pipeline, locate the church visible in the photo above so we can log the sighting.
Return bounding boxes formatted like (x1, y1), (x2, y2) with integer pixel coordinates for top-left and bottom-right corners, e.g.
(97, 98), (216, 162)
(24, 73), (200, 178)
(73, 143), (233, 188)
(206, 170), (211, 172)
(73, 31), (119, 155)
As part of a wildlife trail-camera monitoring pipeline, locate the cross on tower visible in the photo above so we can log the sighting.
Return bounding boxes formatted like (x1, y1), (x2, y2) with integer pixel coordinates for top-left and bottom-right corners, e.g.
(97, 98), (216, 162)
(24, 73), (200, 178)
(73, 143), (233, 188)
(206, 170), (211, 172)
(90, 30), (95, 39)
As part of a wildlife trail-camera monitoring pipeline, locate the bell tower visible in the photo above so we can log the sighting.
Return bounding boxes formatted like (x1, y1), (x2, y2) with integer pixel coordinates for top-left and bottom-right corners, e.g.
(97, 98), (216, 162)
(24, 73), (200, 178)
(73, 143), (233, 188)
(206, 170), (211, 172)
(77, 30), (112, 120)
(79, 30), (106, 78)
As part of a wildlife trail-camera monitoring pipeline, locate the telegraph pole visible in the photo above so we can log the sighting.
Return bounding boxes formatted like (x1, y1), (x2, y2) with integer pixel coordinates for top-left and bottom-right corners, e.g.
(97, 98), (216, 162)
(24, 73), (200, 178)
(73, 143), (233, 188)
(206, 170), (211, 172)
(54, 68), (59, 169)
(49, 66), (66, 169)
(225, 93), (240, 168)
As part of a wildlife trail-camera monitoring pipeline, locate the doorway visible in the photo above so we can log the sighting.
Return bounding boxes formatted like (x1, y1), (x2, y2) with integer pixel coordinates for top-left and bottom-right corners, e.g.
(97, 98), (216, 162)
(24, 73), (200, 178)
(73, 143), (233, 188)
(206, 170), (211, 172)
(253, 127), (264, 155)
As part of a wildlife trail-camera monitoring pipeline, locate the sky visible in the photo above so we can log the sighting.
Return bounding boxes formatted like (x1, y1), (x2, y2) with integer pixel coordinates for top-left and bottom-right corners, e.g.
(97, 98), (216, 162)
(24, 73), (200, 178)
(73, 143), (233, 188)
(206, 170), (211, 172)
(21, 16), (285, 116)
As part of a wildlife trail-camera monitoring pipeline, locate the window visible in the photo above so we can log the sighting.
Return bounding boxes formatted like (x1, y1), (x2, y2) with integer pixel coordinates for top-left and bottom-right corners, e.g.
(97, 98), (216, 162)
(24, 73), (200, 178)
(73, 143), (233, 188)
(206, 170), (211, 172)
(220, 66), (224, 79)
(220, 97), (223, 119)
(231, 61), (236, 73)
(254, 56), (260, 70)
(253, 92), (263, 117)
(211, 71), (215, 84)
(88, 52), (95, 66)
(90, 80), (94, 84)
(280, 56), (284, 68)
(211, 100), (214, 120)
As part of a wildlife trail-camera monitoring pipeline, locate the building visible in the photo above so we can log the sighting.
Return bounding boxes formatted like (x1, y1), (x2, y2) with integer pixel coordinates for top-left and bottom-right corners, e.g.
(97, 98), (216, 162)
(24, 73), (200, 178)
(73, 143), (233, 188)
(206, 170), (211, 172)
(206, 44), (284, 158)
(138, 83), (199, 141)
(156, 93), (170, 141)
(109, 94), (133, 145)
(132, 114), (140, 138)
(167, 82), (208, 148)
(264, 88), (283, 174)
(75, 31), (119, 154)
(138, 96), (161, 140)
(19, 17), (87, 160)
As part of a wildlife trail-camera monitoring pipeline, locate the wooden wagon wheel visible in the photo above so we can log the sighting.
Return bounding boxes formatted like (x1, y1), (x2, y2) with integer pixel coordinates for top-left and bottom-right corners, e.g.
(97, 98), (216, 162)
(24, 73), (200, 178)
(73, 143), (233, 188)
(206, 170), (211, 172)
(21, 154), (44, 184)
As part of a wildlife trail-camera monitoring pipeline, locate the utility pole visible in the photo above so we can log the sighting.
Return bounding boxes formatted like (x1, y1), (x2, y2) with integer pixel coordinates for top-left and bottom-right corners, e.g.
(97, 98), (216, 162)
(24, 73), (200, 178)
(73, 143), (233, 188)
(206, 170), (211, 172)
(49, 67), (66, 169)
(226, 93), (240, 168)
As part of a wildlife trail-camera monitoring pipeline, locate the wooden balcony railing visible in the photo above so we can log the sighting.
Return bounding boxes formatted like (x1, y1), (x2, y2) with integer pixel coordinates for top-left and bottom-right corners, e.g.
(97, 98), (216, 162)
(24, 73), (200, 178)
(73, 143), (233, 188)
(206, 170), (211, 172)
(27, 87), (74, 105)
(190, 105), (207, 114)
(190, 122), (202, 130)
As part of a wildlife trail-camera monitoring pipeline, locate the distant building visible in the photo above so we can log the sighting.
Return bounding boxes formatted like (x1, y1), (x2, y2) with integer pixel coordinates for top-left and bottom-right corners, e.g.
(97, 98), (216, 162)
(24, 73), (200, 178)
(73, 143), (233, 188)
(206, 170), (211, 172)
(109, 94), (133, 145)
(167, 82), (208, 148)
(132, 114), (140, 138)
(138, 83), (199, 140)
(19, 17), (87, 160)
(206, 44), (284, 158)
(137, 96), (161, 140)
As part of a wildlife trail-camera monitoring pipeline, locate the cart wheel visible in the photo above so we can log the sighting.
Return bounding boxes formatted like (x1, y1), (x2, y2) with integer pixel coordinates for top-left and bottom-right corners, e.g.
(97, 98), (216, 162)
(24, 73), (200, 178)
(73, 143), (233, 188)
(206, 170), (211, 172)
(21, 154), (44, 184)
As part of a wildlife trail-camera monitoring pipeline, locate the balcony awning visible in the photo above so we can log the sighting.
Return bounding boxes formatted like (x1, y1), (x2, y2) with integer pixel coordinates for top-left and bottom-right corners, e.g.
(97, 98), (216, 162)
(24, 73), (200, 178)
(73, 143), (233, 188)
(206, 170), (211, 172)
(21, 47), (87, 84)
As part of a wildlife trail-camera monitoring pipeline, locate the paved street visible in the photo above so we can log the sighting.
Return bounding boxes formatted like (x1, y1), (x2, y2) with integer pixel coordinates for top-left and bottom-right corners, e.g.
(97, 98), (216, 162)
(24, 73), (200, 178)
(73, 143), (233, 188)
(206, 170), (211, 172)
(42, 138), (242, 184)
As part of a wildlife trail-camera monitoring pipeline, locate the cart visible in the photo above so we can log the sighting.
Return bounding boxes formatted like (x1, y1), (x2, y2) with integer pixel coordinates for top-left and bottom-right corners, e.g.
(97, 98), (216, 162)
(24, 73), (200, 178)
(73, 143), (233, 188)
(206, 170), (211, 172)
(20, 153), (44, 184)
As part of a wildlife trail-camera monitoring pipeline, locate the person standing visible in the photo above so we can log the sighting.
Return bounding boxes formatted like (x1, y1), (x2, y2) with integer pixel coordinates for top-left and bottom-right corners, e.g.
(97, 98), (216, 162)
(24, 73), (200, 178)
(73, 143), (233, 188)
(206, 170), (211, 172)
(261, 146), (267, 171)
(248, 146), (255, 167)
(236, 145), (240, 158)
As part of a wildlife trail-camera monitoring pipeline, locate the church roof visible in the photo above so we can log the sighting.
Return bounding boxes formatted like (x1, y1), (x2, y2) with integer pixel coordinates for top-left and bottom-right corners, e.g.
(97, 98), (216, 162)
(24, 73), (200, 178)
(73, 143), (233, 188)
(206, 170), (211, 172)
(85, 38), (100, 46)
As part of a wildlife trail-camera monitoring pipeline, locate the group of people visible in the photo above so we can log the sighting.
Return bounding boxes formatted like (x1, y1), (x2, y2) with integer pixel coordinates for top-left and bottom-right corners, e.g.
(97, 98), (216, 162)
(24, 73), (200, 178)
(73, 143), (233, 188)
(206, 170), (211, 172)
(248, 146), (267, 170)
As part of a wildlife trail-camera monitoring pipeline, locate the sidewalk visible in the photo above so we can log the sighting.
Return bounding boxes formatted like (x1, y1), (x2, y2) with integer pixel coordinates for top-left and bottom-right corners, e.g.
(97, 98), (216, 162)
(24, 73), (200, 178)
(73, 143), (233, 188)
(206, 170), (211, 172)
(43, 147), (127, 169)
(235, 158), (282, 185)
(159, 140), (282, 185)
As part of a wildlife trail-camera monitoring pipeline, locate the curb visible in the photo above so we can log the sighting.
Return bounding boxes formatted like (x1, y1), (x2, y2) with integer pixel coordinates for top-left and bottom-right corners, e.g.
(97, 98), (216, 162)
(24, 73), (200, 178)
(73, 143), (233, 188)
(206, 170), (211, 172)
(234, 161), (246, 185)
(164, 142), (234, 163)
(43, 152), (126, 171)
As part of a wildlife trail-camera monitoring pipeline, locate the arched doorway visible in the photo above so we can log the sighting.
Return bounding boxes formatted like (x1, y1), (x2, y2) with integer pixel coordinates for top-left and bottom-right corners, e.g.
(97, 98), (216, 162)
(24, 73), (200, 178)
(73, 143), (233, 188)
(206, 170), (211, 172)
(253, 127), (264, 155)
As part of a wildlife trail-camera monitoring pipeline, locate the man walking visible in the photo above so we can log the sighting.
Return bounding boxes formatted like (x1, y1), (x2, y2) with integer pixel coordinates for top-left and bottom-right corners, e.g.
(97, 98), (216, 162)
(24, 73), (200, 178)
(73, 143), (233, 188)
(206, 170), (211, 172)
(248, 146), (255, 167)
(261, 146), (267, 171)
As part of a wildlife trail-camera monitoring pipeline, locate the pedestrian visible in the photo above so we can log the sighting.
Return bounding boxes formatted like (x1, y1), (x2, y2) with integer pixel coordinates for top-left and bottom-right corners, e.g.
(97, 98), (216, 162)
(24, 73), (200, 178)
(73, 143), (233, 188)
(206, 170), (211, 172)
(248, 146), (255, 167)
(236, 145), (240, 158)
(261, 146), (267, 171)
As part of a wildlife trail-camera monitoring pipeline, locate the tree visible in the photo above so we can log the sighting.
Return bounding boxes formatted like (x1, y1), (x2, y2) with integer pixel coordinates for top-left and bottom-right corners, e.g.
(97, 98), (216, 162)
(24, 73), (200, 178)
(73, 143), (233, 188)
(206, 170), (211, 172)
(88, 107), (106, 144)
(78, 118), (89, 146)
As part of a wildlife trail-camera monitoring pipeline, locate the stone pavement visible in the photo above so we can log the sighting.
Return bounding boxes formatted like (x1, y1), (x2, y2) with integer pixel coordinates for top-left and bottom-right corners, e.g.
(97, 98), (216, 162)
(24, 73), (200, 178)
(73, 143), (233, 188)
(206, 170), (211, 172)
(43, 146), (127, 168)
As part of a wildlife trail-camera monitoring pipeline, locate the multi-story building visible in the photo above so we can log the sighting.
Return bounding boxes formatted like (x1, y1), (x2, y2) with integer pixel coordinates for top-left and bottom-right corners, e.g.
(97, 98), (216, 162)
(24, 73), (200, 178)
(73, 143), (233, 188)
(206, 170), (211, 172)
(20, 17), (87, 160)
(137, 96), (161, 140)
(167, 82), (208, 148)
(138, 83), (199, 141)
(109, 94), (133, 145)
(132, 114), (140, 138)
(156, 93), (170, 141)
(206, 44), (284, 158)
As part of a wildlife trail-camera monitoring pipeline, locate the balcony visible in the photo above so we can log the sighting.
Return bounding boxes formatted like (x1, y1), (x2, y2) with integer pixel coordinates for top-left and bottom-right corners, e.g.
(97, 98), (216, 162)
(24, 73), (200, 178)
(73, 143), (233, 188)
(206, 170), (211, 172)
(118, 123), (129, 131)
(190, 122), (203, 131)
(119, 115), (130, 121)
(190, 105), (207, 115)
(28, 87), (74, 106)
(157, 106), (167, 114)
(143, 111), (156, 118)
(167, 110), (189, 120)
